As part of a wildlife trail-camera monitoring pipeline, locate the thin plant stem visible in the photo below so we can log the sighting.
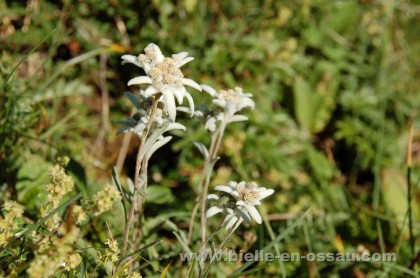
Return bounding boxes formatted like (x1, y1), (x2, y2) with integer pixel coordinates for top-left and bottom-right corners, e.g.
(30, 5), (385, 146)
(212, 122), (226, 161)
(121, 198), (136, 255)
(189, 128), (217, 243)
(93, 53), (110, 155)
(116, 132), (133, 173)
(187, 203), (200, 244)
(407, 165), (414, 257)
(131, 95), (161, 240)
(406, 120), (414, 258)
(200, 121), (226, 244)
(121, 141), (143, 258)
(120, 94), (161, 259)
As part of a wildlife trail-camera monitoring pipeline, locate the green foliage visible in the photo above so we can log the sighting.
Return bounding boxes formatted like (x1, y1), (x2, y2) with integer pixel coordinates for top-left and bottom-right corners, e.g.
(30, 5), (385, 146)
(1, 0), (419, 277)
(16, 157), (51, 212)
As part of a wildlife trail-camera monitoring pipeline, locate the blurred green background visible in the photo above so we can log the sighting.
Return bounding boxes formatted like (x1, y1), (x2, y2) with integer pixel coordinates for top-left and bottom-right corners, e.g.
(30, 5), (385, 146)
(1, 0), (419, 276)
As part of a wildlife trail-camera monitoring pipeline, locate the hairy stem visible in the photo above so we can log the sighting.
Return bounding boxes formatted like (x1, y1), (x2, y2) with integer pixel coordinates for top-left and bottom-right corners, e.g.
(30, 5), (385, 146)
(120, 94), (161, 261)
(200, 121), (226, 244)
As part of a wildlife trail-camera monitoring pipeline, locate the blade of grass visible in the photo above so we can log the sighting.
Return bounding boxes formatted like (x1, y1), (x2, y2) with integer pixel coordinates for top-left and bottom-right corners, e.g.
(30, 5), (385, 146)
(111, 257), (137, 278)
(382, 261), (420, 277)
(188, 256), (198, 278)
(15, 193), (82, 237)
(112, 166), (128, 224)
(229, 261), (272, 278)
(263, 209), (286, 278)
(303, 217), (320, 278)
(119, 240), (162, 262)
(159, 261), (172, 278)
(37, 47), (111, 94)
(1, 29), (56, 92)
(406, 120), (415, 258)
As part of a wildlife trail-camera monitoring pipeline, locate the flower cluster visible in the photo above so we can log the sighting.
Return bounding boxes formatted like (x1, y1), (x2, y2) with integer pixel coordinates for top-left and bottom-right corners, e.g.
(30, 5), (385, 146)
(72, 205), (87, 225)
(206, 181), (274, 230)
(0, 201), (25, 246)
(46, 164), (74, 208)
(61, 253), (83, 272)
(41, 158), (75, 230)
(101, 237), (120, 263)
(201, 86), (255, 132)
(28, 227), (81, 277)
(122, 43), (202, 121)
(90, 184), (122, 217)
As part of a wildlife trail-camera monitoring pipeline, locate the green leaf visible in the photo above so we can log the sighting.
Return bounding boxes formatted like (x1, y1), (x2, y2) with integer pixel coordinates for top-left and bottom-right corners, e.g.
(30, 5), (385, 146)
(293, 76), (335, 133)
(382, 168), (419, 230)
(293, 77), (322, 132)
(307, 146), (335, 180)
(125, 91), (145, 109)
(324, 1), (359, 36)
(16, 157), (51, 211)
(146, 185), (175, 204)
(193, 141), (209, 160)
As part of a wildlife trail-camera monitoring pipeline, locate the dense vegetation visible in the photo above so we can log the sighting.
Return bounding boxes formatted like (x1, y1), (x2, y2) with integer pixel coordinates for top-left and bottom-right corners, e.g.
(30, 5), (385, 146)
(1, 0), (419, 277)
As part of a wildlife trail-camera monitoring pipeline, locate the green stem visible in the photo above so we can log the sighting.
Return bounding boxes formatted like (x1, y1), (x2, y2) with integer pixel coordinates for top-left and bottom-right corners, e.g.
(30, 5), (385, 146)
(407, 165), (414, 258)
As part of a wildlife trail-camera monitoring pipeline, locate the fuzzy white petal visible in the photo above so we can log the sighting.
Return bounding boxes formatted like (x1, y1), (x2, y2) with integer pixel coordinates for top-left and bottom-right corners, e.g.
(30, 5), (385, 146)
(128, 76), (153, 86)
(226, 103), (236, 116)
(242, 98), (255, 109)
(225, 214), (239, 230)
(215, 185), (234, 194)
(222, 213), (234, 226)
(172, 88), (185, 105)
(232, 217), (243, 230)
(121, 54), (137, 62)
(256, 189), (275, 201)
(213, 99), (226, 108)
(146, 136), (172, 160)
(143, 64), (152, 73)
(181, 78), (202, 91)
(206, 206), (223, 218)
(162, 89), (177, 121)
(235, 208), (252, 225)
(205, 117), (217, 132)
(236, 200), (246, 206)
(144, 86), (158, 97)
(121, 55), (142, 67)
(172, 51), (189, 61)
(149, 43), (164, 62)
(247, 200), (261, 206)
(227, 115), (248, 123)
(201, 84), (218, 97)
(166, 122), (186, 132)
(206, 194), (220, 201)
(185, 93), (195, 117)
(176, 56), (194, 68)
(245, 205), (262, 224)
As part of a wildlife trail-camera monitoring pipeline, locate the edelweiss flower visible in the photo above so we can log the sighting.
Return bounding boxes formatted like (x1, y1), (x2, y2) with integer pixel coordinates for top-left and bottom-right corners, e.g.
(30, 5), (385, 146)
(206, 181), (274, 230)
(122, 43), (202, 121)
(116, 92), (186, 138)
(201, 85), (255, 115)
